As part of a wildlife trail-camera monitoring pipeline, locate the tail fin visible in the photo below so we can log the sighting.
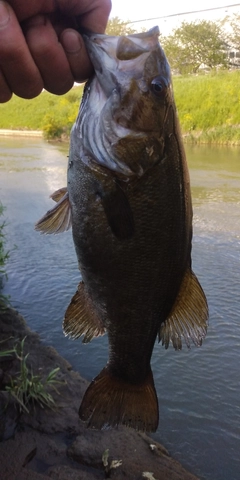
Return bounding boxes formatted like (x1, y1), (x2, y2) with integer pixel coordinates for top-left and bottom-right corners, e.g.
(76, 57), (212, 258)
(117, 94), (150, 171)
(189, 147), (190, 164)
(79, 366), (159, 432)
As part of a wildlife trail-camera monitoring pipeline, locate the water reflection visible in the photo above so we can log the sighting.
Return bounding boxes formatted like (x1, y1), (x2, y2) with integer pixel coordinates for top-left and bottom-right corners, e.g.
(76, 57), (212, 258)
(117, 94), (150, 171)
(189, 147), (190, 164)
(0, 138), (240, 480)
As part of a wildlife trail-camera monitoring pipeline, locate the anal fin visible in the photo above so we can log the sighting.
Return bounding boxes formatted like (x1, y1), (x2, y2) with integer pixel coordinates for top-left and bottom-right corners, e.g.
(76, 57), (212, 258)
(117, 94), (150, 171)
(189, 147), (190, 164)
(159, 268), (208, 350)
(63, 282), (106, 343)
(79, 366), (159, 432)
(35, 188), (71, 234)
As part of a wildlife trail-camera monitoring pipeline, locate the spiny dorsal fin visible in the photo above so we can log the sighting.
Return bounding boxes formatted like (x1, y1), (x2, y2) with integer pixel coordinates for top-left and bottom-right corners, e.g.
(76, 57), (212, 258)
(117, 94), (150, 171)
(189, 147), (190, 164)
(159, 268), (208, 350)
(35, 189), (71, 234)
(63, 282), (106, 343)
(79, 366), (159, 432)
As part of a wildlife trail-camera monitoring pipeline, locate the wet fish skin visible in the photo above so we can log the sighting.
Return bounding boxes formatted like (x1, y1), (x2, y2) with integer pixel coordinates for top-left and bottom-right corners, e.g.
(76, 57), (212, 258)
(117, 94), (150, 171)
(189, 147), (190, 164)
(35, 27), (208, 432)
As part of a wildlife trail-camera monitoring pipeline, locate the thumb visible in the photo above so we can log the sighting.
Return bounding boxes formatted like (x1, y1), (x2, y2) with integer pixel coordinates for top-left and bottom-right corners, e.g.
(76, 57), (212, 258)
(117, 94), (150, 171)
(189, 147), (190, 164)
(60, 28), (93, 83)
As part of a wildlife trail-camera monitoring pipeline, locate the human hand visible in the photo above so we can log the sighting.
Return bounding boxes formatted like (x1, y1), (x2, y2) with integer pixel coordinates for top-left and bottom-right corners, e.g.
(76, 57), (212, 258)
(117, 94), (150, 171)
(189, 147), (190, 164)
(0, 0), (111, 102)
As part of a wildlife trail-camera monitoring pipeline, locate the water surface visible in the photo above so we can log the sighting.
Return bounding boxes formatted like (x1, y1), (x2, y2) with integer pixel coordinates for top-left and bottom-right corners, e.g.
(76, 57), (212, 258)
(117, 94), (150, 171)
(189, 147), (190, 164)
(0, 137), (240, 480)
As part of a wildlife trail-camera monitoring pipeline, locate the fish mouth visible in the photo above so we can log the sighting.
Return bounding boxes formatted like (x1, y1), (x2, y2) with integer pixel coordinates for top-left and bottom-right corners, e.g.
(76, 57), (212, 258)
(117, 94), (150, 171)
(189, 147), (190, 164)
(83, 27), (161, 97)
(75, 27), (171, 178)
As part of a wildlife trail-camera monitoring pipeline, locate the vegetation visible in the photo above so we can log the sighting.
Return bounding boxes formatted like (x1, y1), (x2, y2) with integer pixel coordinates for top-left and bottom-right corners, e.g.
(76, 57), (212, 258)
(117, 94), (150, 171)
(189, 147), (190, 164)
(0, 87), (83, 139)
(0, 210), (63, 414)
(161, 20), (227, 74)
(106, 16), (138, 36)
(0, 339), (15, 358)
(224, 13), (240, 50)
(0, 204), (10, 309)
(173, 70), (240, 144)
(161, 14), (240, 74)
(1, 337), (63, 413)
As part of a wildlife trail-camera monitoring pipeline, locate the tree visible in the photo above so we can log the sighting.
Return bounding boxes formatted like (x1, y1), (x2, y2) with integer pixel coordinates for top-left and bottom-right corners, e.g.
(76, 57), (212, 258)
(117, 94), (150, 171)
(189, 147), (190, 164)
(226, 14), (240, 49)
(220, 14), (240, 67)
(223, 13), (240, 51)
(161, 20), (227, 74)
(106, 16), (137, 36)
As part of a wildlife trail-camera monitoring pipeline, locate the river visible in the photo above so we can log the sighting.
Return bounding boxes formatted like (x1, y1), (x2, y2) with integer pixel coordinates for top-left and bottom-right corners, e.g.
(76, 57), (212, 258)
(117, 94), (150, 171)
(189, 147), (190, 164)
(0, 137), (240, 480)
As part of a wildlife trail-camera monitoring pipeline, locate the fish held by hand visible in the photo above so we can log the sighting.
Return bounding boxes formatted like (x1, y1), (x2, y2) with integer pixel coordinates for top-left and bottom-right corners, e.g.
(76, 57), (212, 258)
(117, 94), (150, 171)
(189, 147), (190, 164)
(35, 26), (208, 432)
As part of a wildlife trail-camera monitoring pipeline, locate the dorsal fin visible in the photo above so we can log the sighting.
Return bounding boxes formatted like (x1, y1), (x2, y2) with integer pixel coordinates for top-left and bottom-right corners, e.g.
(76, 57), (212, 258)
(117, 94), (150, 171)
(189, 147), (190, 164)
(63, 282), (106, 343)
(159, 268), (208, 350)
(35, 188), (71, 234)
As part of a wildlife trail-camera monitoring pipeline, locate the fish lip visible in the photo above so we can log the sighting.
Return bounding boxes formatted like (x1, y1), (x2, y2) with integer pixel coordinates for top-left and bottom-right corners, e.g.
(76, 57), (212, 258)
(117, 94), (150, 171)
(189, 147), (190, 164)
(83, 34), (118, 96)
(83, 27), (162, 97)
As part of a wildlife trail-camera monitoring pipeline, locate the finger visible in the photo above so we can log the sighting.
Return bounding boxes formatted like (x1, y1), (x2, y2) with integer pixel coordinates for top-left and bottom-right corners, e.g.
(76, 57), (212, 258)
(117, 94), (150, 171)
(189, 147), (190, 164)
(0, 71), (12, 103)
(60, 29), (93, 83)
(6, 0), (55, 22)
(0, 1), (43, 100)
(7, 0), (111, 31)
(58, 0), (112, 33)
(24, 15), (74, 95)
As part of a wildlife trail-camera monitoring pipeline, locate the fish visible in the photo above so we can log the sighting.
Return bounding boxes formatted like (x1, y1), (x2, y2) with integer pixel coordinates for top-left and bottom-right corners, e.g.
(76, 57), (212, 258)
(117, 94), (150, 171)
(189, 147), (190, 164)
(35, 26), (208, 432)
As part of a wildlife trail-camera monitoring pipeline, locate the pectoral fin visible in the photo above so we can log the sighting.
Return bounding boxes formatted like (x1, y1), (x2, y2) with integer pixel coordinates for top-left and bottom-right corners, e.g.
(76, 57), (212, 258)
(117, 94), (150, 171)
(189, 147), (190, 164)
(159, 268), (208, 350)
(35, 188), (71, 234)
(63, 282), (106, 343)
(50, 187), (68, 202)
(100, 181), (134, 240)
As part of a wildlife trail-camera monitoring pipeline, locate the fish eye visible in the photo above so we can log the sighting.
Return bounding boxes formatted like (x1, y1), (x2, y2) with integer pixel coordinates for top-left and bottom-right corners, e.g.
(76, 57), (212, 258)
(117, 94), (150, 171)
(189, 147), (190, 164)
(150, 76), (168, 97)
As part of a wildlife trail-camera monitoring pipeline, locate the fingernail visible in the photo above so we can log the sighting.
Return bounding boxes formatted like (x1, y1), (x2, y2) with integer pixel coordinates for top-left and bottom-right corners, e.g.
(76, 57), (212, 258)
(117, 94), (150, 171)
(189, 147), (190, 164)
(0, 1), (10, 27)
(61, 30), (82, 54)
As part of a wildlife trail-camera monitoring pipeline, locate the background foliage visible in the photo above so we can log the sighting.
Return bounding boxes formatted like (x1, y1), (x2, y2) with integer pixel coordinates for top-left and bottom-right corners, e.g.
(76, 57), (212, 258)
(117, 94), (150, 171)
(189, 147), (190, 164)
(106, 16), (137, 36)
(0, 87), (83, 139)
(161, 20), (227, 74)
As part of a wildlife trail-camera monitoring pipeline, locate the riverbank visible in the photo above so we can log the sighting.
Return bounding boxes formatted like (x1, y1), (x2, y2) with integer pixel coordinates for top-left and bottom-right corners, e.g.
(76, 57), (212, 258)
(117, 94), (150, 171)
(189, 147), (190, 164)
(1, 127), (240, 146)
(0, 307), (199, 480)
(0, 129), (43, 137)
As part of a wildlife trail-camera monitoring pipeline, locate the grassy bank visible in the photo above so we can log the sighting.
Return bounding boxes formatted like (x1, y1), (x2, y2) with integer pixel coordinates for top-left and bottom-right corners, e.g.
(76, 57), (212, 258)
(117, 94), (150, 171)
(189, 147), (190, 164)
(0, 70), (239, 144)
(173, 70), (240, 144)
(0, 86), (84, 139)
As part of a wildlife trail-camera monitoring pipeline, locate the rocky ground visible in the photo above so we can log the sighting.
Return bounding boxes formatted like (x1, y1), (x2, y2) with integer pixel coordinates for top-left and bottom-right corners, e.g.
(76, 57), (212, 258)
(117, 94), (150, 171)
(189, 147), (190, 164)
(0, 307), (199, 480)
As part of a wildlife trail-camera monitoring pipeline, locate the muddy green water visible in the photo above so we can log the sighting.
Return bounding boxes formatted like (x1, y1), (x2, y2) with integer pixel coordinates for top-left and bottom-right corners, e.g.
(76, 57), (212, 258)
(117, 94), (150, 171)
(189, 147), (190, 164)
(0, 137), (240, 480)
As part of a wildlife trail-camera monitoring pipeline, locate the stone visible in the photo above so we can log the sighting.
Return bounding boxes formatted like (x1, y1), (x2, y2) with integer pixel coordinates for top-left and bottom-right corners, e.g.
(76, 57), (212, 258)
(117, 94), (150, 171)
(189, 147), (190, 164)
(0, 431), (37, 479)
(68, 428), (198, 480)
(47, 465), (103, 480)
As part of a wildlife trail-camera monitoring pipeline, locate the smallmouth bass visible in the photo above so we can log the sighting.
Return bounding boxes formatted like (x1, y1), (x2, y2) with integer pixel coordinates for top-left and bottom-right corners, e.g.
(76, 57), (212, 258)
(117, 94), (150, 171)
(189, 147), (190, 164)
(36, 27), (208, 432)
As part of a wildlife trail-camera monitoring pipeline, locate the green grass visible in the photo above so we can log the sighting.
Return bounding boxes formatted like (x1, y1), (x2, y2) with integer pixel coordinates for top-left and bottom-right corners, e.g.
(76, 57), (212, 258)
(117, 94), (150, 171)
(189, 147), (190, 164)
(0, 86), (83, 138)
(3, 337), (63, 413)
(0, 70), (240, 143)
(173, 70), (240, 144)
